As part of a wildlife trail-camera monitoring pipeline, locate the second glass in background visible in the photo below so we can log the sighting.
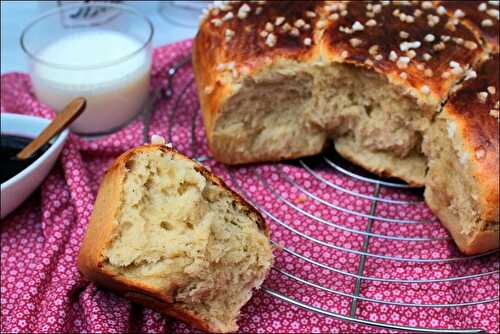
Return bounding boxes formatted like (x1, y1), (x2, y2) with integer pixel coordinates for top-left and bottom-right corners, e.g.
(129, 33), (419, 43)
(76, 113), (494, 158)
(158, 1), (212, 28)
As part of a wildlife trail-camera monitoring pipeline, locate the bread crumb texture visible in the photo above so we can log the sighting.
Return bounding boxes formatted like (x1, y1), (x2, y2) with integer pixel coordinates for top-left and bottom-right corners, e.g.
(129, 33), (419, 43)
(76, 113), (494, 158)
(104, 150), (273, 332)
(213, 63), (433, 185)
(423, 119), (497, 237)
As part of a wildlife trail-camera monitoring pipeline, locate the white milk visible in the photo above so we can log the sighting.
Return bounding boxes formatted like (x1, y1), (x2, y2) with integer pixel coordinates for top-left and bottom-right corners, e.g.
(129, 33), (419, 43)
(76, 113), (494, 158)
(31, 30), (151, 134)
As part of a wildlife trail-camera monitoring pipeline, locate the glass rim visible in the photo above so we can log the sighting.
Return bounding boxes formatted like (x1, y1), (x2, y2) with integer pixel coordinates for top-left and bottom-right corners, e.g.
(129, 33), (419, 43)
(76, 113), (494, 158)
(20, 3), (154, 70)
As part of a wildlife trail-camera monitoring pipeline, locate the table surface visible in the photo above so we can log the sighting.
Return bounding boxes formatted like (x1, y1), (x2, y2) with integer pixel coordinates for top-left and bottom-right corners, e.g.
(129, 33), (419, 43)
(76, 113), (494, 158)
(0, 1), (199, 74)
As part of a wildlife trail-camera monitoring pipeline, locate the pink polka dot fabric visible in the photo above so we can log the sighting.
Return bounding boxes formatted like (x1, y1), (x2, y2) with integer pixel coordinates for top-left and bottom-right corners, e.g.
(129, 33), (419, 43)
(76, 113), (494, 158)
(1, 40), (499, 333)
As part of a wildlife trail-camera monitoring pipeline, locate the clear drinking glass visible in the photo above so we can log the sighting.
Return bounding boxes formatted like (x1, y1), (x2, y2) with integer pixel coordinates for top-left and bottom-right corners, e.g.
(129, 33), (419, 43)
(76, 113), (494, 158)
(159, 1), (212, 27)
(20, 3), (154, 136)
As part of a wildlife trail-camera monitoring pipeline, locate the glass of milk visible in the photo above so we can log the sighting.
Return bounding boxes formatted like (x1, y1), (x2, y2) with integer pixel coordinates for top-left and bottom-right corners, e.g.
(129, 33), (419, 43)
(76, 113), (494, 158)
(20, 3), (154, 135)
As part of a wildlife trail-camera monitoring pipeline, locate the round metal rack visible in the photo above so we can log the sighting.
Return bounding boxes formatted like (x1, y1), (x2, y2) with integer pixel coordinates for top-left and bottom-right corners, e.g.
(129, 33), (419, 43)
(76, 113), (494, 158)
(152, 56), (499, 333)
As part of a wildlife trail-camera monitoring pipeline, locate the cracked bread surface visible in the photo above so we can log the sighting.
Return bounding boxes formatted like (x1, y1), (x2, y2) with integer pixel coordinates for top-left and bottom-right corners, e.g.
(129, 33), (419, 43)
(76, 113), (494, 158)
(78, 145), (273, 333)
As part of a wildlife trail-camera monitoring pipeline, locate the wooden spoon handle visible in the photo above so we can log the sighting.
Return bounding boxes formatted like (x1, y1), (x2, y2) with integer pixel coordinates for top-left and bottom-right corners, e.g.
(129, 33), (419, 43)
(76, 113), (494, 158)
(16, 97), (87, 160)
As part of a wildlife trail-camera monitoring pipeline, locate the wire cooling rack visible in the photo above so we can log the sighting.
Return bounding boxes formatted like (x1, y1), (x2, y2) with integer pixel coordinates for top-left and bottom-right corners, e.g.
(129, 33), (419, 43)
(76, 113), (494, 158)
(153, 56), (499, 333)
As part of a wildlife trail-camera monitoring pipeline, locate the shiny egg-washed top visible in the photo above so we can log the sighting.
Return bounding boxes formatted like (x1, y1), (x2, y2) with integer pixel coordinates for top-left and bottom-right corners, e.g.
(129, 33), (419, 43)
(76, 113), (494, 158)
(444, 1), (499, 52)
(195, 1), (494, 110)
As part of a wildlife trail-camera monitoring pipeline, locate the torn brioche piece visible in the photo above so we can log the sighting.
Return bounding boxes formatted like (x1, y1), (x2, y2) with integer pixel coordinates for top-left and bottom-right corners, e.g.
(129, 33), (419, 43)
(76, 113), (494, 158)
(78, 144), (273, 333)
(423, 53), (499, 254)
(193, 1), (486, 186)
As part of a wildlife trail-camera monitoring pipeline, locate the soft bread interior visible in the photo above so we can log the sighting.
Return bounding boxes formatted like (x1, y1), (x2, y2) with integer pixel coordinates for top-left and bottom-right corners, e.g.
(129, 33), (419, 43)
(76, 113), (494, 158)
(313, 63), (433, 185)
(212, 62), (434, 185)
(212, 67), (326, 163)
(422, 119), (497, 246)
(334, 137), (427, 186)
(103, 149), (273, 332)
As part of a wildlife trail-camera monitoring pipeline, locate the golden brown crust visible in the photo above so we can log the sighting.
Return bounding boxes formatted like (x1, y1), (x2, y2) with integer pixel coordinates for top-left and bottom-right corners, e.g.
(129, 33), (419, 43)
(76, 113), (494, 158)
(200, 1), (321, 64)
(77, 144), (269, 333)
(444, 1), (499, 52)
(442, 53), (499, 222)
(123, 291), (212, 332)
(77, 156), (124, 283)
(320, 1), (485, 105)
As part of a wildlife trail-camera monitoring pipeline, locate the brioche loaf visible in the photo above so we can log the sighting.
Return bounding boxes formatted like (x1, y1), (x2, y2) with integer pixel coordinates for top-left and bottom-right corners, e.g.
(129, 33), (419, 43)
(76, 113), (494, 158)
(193, 1), (499, 254)
(78, 145), (273, 333)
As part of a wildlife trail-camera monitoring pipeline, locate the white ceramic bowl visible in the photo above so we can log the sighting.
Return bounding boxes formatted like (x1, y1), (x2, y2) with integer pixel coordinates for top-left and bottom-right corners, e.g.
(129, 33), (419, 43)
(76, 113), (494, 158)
(1, 113), (69, 219)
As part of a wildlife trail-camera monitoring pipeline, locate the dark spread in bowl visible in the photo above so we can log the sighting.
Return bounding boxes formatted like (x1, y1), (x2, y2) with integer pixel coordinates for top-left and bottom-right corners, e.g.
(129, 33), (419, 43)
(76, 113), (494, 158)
(1, 135), (51, 184)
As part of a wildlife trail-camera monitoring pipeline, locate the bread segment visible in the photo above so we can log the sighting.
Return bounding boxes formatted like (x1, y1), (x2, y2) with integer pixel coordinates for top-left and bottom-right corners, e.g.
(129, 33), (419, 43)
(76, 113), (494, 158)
(423, 53), (499, 254)
(193, 1), (499, 254)
(78, 145), (273, 333)
(194, 1), (485, 185)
